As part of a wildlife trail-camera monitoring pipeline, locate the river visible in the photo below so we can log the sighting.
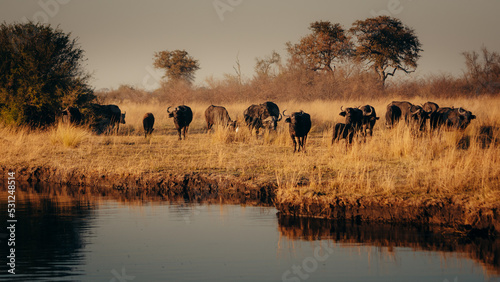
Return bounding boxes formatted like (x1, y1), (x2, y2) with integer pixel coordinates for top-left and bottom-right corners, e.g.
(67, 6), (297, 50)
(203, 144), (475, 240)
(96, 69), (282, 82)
(0, 182), (499, 281)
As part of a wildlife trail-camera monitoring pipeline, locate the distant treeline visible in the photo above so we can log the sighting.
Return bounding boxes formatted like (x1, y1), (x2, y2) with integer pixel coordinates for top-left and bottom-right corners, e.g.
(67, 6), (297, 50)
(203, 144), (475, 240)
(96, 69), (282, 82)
(98, 57), (500, 105)
(1, 19), (499, 128)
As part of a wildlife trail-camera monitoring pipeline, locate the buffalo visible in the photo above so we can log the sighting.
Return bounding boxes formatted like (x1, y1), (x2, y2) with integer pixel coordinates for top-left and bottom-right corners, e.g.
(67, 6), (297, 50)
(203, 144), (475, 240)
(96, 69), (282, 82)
(339, 106), (364, 130)
(83, 103), (125, 134)
(423, 101), (440, 130)
(385, 101), (428, 130)
(385, 104), (402, 129)
(61, 106), (82, 124)
(143, 113), (155, 137)
(261, 101), (282, 130)
(283, 110), (311, 153)
(422, 101), (439, 114)
(243, 102), (282, 133)
(168, 105), (193, 140)
(359, 105), (379, 136)
(332, 123), (354, 144)
(431, 107), (476, 130)
(204, 105), (236, 130)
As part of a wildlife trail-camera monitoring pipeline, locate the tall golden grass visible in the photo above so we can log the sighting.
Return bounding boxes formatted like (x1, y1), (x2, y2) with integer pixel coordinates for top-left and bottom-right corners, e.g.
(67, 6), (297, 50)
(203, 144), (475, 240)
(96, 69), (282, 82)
(1, 97), (499, 205)
(49, 122), (90, 148)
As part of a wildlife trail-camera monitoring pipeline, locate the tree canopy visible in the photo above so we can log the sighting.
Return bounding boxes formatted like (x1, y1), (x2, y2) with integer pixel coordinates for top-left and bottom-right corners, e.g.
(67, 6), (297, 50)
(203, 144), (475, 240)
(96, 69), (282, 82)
(350, 16), (422, 86)
(286, 21), (352, 73)
(153, 49), (200, 84)
(0, 21), (94, 127)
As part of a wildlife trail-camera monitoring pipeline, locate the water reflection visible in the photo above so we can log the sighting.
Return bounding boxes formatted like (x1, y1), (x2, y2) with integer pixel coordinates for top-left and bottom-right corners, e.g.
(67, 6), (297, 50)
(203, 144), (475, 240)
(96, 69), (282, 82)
(0, 182), (499, 281)
(0, 182), (97, 281)
(278, 214), (500, 277)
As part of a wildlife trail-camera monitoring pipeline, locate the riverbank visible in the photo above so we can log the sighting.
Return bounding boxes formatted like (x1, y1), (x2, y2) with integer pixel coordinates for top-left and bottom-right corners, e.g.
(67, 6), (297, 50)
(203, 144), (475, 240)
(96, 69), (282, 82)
(1, 99), (499, 234)
(0, 165), (276, 205)
(276, 192), (500, 235)
(3, 162), (500, 235)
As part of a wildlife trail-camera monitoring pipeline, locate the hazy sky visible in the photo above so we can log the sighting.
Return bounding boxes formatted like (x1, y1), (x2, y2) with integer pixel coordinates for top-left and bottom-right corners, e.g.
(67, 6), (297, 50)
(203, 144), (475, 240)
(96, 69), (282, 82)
(1, 0), (500, 91)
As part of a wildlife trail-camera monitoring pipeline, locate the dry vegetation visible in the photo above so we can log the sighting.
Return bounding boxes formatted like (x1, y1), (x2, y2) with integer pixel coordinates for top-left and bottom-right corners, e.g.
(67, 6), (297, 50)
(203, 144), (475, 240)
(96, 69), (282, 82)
(1, 96), (499, 207)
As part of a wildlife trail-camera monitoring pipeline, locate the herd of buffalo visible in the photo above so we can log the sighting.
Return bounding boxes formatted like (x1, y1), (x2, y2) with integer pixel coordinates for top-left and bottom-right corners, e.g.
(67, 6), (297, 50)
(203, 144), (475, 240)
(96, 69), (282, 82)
(61, 100), (491, 152)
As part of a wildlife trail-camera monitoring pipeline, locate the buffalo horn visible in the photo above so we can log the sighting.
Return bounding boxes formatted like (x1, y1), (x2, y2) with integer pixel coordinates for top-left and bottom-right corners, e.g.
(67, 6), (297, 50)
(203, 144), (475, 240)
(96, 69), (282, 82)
(364, 106), (373, 116)
(167, 106), (172, 113)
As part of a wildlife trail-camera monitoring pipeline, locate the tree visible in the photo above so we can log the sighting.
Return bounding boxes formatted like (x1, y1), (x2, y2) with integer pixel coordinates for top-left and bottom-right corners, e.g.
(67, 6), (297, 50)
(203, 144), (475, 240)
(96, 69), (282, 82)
(350, 16), (422, 86)
(254, 50), (281, 78)
(286, 21), (352, 73)
(0, 22), (94, 127)
(153, 49), (200, 84)
(462, 46), (500, 94)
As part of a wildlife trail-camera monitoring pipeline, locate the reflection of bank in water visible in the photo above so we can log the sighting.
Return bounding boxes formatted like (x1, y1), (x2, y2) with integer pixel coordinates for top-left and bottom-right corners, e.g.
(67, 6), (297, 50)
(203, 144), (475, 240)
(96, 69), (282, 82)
(277, 214), (500, 276)
(0, 183), (97, 281)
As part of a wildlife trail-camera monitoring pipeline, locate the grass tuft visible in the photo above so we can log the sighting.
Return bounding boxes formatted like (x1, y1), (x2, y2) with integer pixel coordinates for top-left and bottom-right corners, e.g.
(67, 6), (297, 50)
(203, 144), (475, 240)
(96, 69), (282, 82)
(50, 122), (90, 148)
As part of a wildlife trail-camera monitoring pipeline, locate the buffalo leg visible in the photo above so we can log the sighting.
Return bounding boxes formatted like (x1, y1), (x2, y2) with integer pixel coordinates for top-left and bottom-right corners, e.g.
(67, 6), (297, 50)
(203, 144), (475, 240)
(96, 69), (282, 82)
(291, 135), (297, 153)
(301, 135), (308, 152)
(348, 131), (353, 144)
(183, 126), (189, 140)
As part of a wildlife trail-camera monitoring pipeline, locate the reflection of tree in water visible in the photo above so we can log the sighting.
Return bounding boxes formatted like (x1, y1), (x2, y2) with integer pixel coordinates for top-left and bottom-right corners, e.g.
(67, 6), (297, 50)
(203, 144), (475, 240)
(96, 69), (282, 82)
(0, 182), (97, 281)
(277, 214), (500, 276)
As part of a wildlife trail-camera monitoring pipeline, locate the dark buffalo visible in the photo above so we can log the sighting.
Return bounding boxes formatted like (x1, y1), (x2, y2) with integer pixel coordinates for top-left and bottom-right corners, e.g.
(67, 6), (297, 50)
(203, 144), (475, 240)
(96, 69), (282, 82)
(359, 105), (379, 136)
(430, 107), (476, 130)
(83, 103), (125, 134)
(444, 107), (476, 130)
(143, 113), (155, 137)
(61, 106), (82, 124)
(385, 101), (428, 130)
(332, 123), (354, 144)
(339, 106), (364, 130)
(430, 107), (452, 130)
(283, 110), (312, 153)
(385, 104), (402, 129)
(204, 105), (236, 130)
(422, 101), (439, 114)
(261, 101), (282, 130)
(243, 102), (282, 133)
(423, 101), (439, 130)
(243, 104), (266, 132)
(168, 105), (193, 140)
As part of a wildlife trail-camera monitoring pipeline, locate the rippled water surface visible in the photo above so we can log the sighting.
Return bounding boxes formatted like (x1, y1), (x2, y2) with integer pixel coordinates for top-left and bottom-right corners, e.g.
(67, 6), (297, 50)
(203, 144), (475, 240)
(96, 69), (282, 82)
(0, 187), (499, 281)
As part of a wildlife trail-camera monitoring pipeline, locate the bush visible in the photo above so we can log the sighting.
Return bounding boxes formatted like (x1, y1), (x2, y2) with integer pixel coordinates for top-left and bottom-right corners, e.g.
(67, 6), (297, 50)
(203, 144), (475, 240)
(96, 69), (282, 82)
(0, 22), (94, 127)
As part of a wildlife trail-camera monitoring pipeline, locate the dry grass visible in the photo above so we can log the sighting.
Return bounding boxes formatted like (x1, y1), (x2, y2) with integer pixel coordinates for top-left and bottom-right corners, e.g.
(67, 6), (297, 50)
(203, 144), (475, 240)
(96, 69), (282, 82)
(1, 97), (499, 206)
(49, 122), (90, 148)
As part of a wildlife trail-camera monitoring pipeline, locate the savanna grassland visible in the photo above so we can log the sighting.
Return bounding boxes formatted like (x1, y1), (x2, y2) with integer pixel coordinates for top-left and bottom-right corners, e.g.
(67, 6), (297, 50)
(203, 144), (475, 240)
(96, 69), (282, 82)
(2, 96), (499, 207)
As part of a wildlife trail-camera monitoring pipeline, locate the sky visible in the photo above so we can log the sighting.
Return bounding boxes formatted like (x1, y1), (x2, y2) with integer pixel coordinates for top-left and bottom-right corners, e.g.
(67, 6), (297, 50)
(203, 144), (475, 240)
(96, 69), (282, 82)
(1, 0), (500, 91)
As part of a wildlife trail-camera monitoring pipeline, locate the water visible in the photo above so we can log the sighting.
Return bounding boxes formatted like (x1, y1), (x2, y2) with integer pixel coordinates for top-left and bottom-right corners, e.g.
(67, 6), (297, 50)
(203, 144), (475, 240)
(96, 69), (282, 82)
(1, 184), (499, 281)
